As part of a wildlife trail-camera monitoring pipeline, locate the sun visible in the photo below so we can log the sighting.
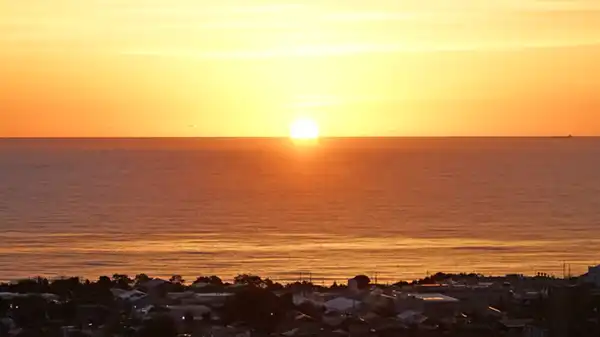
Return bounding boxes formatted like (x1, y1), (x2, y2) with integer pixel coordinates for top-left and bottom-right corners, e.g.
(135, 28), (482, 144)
(289, 118), (320, 140)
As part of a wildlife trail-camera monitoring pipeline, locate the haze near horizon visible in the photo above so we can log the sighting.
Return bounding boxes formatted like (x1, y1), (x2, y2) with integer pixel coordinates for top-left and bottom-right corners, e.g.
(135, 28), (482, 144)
(2, 0), (600, 137)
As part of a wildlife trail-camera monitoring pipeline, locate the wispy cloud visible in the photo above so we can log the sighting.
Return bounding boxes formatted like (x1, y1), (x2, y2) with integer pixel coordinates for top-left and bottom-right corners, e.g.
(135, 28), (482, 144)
(2, 0), (600, 57)
(119, 39), (600, 60)
(289, 94), (394, 109)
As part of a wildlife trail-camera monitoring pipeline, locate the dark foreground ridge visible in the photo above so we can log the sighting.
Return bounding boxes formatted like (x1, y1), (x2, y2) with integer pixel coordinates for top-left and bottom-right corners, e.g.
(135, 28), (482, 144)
(1, 270), (600, 337)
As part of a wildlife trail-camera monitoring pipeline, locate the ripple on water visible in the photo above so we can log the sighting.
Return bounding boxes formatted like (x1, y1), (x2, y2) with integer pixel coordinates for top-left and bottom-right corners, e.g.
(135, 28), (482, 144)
(2, 138), (600, 281)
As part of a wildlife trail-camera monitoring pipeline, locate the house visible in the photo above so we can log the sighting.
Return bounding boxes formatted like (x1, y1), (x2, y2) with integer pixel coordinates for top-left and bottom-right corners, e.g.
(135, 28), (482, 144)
(500, 318), (534, 337)
(111, 289), (147, 301)
(111, 289), (151, 307)
(324, 297), (361, 314)
(362, 288), (395, 313)
(441, 283), (511, 312)
(176, 292), (235, 306)
(396, 310), (428, 325)
(164, 304), (211, 320)
(396, 293), (460, 319)
(138, 278), (169, 290)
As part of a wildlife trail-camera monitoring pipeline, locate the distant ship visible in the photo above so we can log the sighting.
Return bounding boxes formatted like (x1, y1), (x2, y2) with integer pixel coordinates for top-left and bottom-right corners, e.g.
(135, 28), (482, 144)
(551, 134), (573, 139)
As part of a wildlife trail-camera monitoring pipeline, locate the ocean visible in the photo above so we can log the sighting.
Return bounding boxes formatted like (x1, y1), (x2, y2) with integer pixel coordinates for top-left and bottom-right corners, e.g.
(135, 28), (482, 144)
(1, 138), (600, 283)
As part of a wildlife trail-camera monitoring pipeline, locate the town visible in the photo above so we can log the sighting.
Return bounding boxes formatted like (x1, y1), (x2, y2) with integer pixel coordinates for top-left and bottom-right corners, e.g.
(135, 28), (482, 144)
(1, 266), (600, 337)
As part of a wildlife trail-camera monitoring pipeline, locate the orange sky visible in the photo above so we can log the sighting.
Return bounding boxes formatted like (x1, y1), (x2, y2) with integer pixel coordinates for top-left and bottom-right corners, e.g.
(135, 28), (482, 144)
(1, 0), (600, 137)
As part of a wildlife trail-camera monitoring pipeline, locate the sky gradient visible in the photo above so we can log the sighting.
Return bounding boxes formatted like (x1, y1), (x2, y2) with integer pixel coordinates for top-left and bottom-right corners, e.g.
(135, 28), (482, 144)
(1, 0), (600, 137)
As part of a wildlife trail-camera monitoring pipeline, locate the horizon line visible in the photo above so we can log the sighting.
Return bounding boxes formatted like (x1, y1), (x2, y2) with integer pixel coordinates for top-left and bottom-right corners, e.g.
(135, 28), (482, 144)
(0, 135), (595, 140)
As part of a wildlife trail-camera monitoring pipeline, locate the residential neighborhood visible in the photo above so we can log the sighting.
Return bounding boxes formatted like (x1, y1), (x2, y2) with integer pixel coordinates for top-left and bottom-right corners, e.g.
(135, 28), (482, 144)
(1, 269), (599, 337)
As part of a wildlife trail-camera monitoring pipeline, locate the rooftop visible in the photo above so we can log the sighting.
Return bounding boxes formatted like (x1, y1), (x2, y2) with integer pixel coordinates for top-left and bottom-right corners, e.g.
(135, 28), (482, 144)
(409, 293), (459, 303)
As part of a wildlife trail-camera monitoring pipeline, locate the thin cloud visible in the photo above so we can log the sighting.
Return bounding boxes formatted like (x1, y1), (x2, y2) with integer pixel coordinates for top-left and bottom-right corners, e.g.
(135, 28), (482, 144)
(119, 39), (600, 59)
(323, 12), (420, 22)
(2, 0), (600, 56)
(289, 94), (395, 108)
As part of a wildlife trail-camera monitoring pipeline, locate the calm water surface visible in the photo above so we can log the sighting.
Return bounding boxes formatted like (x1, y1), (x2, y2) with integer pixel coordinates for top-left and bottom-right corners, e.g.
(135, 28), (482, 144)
(1, 138), (600, 282)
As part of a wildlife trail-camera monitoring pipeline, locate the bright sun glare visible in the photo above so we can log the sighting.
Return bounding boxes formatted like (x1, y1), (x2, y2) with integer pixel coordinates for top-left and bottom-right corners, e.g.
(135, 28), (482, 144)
(290, 118), (320, 140)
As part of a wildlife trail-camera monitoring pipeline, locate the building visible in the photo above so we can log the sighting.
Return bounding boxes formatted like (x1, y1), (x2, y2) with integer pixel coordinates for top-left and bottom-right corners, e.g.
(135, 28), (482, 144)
(166, 304), (211, 317)
(545, 285), (600, 337)
(396, 293), (460, 319)
(583, 265), (600, 287)
(167, 291), (234, 306)
(447, 284), (510, 313)
(324, 297), (361, 314)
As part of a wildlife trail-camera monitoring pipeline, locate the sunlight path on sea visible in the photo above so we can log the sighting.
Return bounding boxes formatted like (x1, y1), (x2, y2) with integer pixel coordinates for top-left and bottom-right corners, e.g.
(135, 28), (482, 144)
(2, 232), (599, 283)
(2, 138), (600, 282)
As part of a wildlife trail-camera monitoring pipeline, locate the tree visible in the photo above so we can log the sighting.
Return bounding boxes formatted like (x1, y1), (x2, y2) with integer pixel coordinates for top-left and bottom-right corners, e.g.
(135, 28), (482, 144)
(134, 274), (151, 287)
(97, 276), (112, 288)
(222, 287), (289, 332)
(169, 275), (185, 285)
(193, 275), (223, 286)
(50, 277), (81, 299)
(12, 278), (48, 294)
(263, 278), (284, 291)
(112, 274), (133, 289)
(352, 275), (371, 290)
(234, 274), (264, 287)
(208, 275), (223, 285)
(168, 275), (186, 292)
(78, 282), (114, 306)
(394, 280), (410, 287)
(33, 277), (50, 292)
